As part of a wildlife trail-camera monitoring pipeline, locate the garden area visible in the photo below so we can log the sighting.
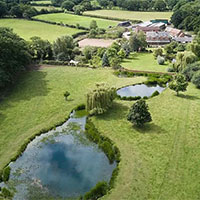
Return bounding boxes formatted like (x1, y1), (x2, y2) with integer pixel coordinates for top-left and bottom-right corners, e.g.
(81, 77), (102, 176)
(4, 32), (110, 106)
(122, 52), (170, 73)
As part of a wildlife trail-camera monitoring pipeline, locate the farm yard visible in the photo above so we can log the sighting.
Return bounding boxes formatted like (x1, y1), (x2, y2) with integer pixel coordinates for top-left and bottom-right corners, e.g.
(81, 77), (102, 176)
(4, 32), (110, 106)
(78, 38), (115, 48)
(122, 53), (170, 73)
(0, 19), (82, 41)
(84, 10), (173, 22)
(34, 13), (119, 29)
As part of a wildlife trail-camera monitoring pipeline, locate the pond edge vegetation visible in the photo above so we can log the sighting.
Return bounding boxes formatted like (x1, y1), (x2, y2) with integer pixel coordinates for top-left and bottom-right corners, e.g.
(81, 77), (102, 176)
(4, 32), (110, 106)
(0, 104), (121, 200)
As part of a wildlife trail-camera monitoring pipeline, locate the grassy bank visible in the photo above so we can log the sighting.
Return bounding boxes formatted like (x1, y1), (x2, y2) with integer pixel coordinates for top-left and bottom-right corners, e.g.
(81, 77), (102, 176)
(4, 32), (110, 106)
(84, 10), (173, 22)
(34, 13), (119, 29)
(0, 66), (145, 171)
(122, 53), (170, 73)
(0, 19), (82, 41)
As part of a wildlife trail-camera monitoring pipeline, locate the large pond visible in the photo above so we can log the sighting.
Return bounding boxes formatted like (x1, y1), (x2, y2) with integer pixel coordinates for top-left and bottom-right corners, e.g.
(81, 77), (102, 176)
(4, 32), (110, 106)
(117, 84), (165, 98)
(1, 111), (116, 200)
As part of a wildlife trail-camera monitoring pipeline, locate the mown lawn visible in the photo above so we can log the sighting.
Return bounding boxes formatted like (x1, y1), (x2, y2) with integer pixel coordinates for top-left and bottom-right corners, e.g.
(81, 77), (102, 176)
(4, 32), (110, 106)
(84, 10), (173, 21)
(0, 66), (145, 171)
(1, 66), (200, 200)
(122, 53), (170, 72)
(92, 83), (200, 200)
(34, 13), (119, 29)
(0, 19), (82, 42)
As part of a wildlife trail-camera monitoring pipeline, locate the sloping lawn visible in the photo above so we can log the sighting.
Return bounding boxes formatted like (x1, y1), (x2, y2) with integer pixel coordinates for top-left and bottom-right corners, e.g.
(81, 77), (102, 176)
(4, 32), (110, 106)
(92, 84), (200, 200)
(34, 13), (119, 29)
(0, 19), (82, 42)
(122, 53), (170, 73)
(0, 66), (145, 171)
(84, 10), (173, 21)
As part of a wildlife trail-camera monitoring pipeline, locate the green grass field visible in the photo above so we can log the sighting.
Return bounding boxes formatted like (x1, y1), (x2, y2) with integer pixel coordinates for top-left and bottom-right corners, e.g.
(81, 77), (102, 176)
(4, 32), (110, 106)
(33, 6), (62, 11)
(122, 53), (170, 72)
(84, 10), (173, 21)
(34, 13), (119, 29)
(31, 0), (51, 4)
(0, 19), (82, 41)
(1, 66), (200, 199)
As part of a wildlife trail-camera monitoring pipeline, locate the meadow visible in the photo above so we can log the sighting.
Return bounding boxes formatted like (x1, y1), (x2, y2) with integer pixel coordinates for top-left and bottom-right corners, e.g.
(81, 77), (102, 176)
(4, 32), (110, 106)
(33, 6), (62, 11)
(34, 13), (119, 29)
(84, 10), (173, 22)
(0, 19), (82, 41)
(31, 0), (52, 4)
(0, 66), (200, 199)
(122, 53), (170, 72)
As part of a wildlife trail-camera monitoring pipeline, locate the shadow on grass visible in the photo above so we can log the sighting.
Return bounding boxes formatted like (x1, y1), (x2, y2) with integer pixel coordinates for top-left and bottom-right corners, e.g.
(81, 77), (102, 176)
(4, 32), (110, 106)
(134, 123), (166, 134)
(177, 94), (200, 100)
(96, 101), (129, 121)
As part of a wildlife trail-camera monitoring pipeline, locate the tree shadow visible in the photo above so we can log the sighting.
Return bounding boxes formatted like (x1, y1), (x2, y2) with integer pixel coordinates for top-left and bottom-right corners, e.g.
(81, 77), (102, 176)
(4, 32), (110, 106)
(177, 94), (200, 100)
(134, 123), (166, 134)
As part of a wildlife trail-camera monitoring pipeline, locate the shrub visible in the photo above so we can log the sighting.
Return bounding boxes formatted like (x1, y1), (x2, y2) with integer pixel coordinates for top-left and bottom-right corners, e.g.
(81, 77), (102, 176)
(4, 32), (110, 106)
(83, 181), (108, 200)
(74, 104), (86, 111)
(182, 61), (200, 81)
(127, 99), (152, 127)
(192, 71), (200, 88)
(153, 48), (163, 58)
(169, 74), (188, 95)
(1, 187), (13, 198)
(99, 141), (115, 163)
(151, 90), (160, 97)
(0, 170), (2, 182)
(2, 166), (11, 182)
(157, 56), (165, 65)
(167, 67), (175, 72)
(64, 91), (70, 100)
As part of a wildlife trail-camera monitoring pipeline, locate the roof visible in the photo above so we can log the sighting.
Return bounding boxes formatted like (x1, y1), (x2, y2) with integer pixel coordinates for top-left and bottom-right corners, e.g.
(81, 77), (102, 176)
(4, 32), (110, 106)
(172, 36), (193, 43)
(165, 27), (183, 37)
(146, 31), (171, 43)
(117, 21), (131, 27)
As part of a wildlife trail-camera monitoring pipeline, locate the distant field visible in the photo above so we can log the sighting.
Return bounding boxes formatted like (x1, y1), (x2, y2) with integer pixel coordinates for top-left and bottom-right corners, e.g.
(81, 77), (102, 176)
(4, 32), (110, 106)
(79, 38), (114, 48)
(34, 6), (62, 11)
(84, 10), (173, 22)
(122, 53), (169, 72)
(31, 0), (52, 4)
(34, 13), (119, 29)
(0, 19), (82, 42)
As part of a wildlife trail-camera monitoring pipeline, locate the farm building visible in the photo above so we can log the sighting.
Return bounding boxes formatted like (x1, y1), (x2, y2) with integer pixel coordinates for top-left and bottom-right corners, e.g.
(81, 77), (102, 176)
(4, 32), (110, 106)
(135, 21), (166, 33)
(117, 21), (132, 27)
(146, 31), (171, 46)
(165, 27), (185, 37)
(172, 36), (193, 43)
(150, 19), (169, 24)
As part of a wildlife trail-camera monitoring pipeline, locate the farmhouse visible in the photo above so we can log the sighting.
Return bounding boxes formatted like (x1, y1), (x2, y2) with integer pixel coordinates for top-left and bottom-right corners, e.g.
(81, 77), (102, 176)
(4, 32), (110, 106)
(146, 31), (171, 46)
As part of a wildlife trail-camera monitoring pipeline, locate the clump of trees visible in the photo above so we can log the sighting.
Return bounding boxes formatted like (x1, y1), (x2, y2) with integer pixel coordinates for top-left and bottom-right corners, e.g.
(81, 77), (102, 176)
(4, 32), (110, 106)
(171, 0), (200, 33)
(169, 74), (188, 96)
(0, 27), (31, 89)
(127, 99), (152, 127)
(86, 83), (116, 115)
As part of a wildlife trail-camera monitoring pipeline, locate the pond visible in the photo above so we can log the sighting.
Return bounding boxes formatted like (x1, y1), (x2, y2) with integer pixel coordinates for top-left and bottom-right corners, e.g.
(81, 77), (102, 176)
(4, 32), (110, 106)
(117, 84), (165, 98)
(1, 111), (116, 200)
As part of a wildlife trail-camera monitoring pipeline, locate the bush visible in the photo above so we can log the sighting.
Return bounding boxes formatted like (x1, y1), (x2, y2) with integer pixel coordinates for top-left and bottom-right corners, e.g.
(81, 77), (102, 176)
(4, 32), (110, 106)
(99, 141), (115, 163)
(182, 61), (200, 81)
(2, 166), (11, 182)
(153, 48), (163, 58)
(64, 91), (70, 100)
(83, 181), (108, 200)
(0, 170), (2, 182)
(167, 67), (175, 72)
(151, 90), (160, 97)
(1, 187), (13, 198)
(74, 104), (86, 111)
(127, 99), (152, 127)
(192, 71), (200, 88)
(157, 56), (165, 65)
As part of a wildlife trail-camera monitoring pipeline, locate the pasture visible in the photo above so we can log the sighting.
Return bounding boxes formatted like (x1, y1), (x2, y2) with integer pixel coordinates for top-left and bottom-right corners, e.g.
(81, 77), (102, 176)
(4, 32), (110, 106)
(0, 19), (82, 41)
(84, 10), (173, 22)
(34, 13), (119, 29)
(122, 53), (170, 72)
(33, 6), (62, 11)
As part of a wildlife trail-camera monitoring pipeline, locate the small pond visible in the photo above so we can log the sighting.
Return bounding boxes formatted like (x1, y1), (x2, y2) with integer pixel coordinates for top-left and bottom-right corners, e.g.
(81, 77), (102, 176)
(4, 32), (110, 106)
(117, 84), (165, 98)
(1, 111), (116, 199)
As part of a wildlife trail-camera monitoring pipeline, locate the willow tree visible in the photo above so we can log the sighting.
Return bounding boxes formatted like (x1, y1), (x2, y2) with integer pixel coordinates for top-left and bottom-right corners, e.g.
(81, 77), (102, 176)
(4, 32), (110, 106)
(86, 83), (116, 115)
